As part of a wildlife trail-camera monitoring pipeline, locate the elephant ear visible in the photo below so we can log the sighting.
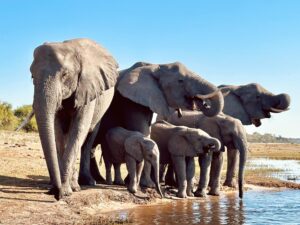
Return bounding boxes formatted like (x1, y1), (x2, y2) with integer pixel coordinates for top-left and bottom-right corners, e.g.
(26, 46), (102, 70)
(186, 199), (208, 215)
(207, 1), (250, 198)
(74, 39), (119, 107)
(168, 127), (196, 157)
(117, 63), (172, 118)
(218, 85), (251, 125)
(124, 134), (144, 162)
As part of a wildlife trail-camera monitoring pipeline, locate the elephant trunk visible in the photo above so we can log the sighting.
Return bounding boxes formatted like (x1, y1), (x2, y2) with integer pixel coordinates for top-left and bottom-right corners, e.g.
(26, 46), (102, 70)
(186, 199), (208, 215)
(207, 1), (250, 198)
(33, 78), (62, 200)
(151, 159), (163, 198)
(272, 93), (291, 112)
(189, 76), (224, 117)
(233, 134), (248, 199)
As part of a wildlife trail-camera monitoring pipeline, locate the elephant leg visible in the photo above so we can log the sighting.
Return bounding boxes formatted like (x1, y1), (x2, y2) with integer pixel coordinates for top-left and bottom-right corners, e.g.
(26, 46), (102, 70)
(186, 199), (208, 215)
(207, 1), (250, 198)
(159, 164), (167, 183)
(90, 146), (106, 184)
(186, 157), (195, 197)
(171, 155), (187, 198)
(136, 161), (144, 186)
(194, 153), (212, 197)
(139, 160), (155, 188)
(208, 152), (224, 196)
(61, 101), (96, 196)
(125, 156), (138, 193)
(105, 159), (113, 185)
(165, 163), (177, 187)
(223, 149), (238, 188)
(113, 163), (124, 185)
(78, 123), (101, 186)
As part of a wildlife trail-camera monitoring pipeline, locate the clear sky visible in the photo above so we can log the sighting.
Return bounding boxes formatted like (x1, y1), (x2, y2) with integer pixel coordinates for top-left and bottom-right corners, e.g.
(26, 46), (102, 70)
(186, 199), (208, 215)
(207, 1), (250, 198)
(0, 1), (299, 138)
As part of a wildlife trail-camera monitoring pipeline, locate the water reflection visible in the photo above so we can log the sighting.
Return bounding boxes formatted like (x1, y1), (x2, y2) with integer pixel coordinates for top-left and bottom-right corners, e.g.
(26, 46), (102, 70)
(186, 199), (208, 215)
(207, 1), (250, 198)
(111, 190), (300, 225)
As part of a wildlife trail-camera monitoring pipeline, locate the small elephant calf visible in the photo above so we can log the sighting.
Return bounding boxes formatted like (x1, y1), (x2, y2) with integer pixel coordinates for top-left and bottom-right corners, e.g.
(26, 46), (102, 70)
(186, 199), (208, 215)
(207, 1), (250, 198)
(151, 121), (221, 198)
(105, 127), (163, 197)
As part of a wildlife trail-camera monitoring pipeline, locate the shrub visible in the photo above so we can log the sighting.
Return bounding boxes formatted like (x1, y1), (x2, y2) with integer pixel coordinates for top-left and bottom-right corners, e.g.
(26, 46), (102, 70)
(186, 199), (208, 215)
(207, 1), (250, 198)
(0, 101), (18, 130)
(14, 105), (38, 132)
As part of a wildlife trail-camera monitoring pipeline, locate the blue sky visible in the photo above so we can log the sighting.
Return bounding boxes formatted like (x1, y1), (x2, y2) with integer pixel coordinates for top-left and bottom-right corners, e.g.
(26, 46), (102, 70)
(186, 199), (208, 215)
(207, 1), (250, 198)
(0, 1), (299, 137)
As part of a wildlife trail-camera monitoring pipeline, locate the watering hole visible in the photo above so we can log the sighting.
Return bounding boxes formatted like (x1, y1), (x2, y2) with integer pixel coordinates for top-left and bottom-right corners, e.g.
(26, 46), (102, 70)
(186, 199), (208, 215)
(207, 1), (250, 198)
(110, 158), (300, 225)
(112, 190), (300, 225)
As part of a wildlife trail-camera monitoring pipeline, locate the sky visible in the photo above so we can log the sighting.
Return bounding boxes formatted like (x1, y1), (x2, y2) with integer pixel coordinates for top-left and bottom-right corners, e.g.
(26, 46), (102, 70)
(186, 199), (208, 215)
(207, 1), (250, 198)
(0, 1), (299, 138)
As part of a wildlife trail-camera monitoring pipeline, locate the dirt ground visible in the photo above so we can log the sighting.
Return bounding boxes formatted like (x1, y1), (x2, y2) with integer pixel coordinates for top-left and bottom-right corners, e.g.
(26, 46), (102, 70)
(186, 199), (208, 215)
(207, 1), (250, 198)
(1, 131), (300, 225)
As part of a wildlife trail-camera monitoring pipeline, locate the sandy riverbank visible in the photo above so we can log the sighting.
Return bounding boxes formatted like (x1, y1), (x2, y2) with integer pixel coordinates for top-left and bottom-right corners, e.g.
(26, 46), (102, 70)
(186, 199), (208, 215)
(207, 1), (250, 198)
(0, 131), (299, 224)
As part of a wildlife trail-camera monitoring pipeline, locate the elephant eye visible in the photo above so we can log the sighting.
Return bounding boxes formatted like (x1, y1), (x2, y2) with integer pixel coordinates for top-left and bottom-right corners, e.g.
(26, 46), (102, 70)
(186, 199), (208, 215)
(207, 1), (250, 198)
(178, 79), (184, 83)
(256, 95), (261, 100)
(61, 71), (68, 79)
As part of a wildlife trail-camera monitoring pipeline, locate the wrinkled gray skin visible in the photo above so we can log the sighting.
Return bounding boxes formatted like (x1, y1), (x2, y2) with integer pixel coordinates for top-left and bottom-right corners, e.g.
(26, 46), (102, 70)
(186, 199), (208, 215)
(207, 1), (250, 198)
(151, 121), (221, 198)
(80, 61), (225, 187)
(220, 83), (290, 187)
(166, 111), (247, 198)
(105, 127), (163, 197)
(31, 38), (118, 200)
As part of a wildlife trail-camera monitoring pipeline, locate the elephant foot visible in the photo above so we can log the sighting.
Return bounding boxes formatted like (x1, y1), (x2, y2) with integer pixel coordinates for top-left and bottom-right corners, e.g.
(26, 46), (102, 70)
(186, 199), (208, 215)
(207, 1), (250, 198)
(223, 179), (237, 188)
(194, 188), (207, 198)
(71, 181), (81, 192)
(78, 173), (96, 186)
(113, 179), (125, 186)
(47, 187), (63, 201)
(208, 188), (220, 196)
(187, 191), (194, 197)
(176, 191), (187, 198)
(140, 177), (155, 188)
(128, 185), (137, 194)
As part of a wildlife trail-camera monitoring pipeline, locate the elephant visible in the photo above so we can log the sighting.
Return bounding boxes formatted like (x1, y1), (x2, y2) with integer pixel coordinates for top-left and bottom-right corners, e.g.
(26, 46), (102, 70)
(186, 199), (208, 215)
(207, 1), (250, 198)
(79, 61), (225, 187)
(165, 110), (248, 198)
(151, 121), (221, 198)
(105, 127), (163, 197)
(31, 38), (119, 200)
(219, 83), (290, 188)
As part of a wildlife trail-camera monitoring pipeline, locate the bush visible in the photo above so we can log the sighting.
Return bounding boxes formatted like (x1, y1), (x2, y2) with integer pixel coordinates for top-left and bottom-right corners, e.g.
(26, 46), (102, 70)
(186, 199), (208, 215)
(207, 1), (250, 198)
(0, 101), (18, 130)
(14, 105), (38, 132)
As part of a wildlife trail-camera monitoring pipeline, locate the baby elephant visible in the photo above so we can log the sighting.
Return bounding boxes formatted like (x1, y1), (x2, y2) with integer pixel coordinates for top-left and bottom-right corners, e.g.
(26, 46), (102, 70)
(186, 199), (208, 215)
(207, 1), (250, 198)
(151, 121), (221, 198)
(105, 127), (163, 197)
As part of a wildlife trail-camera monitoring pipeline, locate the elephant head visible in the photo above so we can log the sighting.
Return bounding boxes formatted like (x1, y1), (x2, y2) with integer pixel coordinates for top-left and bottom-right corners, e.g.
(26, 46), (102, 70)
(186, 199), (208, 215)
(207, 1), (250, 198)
(31, 39), (118, 192)
(168, 126), (221, 157)
(124, 134), (163, 197)
(220, 83), (291, 127)
(117, 62), (224, 119)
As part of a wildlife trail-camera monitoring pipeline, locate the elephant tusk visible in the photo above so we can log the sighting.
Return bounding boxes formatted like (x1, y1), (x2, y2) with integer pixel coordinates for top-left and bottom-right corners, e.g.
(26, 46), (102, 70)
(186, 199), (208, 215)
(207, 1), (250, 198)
(269, 107), (289, 113)
(194, 89), (220, 100)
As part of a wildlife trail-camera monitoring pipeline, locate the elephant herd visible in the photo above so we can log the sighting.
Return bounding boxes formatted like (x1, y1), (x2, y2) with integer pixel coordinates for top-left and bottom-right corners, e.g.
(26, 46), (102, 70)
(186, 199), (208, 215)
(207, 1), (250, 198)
(27, 38), (290, 200)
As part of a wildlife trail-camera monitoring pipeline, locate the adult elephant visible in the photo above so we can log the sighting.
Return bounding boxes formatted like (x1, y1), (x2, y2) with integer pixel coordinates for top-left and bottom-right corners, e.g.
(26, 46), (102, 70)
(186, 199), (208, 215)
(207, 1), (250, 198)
(79, 61), (225, 186)
(220, 83), (290, 187)
(31, 38), (118, 200)
(165, 111), (247, 198)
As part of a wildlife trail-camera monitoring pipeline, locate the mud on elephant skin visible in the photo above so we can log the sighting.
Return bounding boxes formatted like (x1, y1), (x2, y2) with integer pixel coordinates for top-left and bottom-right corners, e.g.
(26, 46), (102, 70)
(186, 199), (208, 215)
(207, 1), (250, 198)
(220, 83), (291, 127)
(80, 61), (225, 186)
(151, 120), (221, 198)
(105, 127), (163, 197)
(165, 110), (248, 198)
(31, 38), (118, 200)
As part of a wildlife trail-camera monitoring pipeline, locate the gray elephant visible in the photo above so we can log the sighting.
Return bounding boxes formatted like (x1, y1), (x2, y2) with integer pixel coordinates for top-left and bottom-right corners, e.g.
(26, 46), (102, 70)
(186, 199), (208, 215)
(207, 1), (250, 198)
(151, 121), (221, 198)
(105, 127), (163, 197)
(220, 83), (290, 127)
(31, 38), (118, 200)
(219, 83), (290, 187)
(165, 110), (247, 198)
(80, 61), (225, 187)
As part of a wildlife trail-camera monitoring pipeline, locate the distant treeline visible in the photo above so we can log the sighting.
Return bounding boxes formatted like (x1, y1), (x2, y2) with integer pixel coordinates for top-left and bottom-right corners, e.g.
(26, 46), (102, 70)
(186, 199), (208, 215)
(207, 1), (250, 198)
(0, 101), (37, 132)
(247, 132), (300, 144)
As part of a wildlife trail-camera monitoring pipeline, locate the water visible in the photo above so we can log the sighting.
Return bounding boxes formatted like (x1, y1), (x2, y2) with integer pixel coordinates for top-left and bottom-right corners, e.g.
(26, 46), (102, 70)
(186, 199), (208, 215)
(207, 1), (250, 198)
(113, 190), (300, 225)
(248, 158), (300, 183)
